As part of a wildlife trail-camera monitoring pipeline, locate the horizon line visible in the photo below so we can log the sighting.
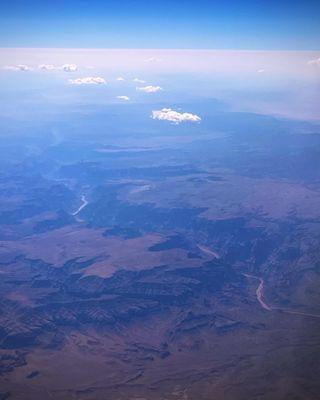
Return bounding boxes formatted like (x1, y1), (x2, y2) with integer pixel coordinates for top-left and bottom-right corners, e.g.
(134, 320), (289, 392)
(0, 47), (319, 53)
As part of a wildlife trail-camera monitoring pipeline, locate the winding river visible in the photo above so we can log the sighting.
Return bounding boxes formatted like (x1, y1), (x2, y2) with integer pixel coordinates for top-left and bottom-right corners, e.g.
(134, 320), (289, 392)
(196, 247), (320, 319)
(242, 273), (320, 319)
(72, 195), (88, 216)
(242, 273), (272, 311)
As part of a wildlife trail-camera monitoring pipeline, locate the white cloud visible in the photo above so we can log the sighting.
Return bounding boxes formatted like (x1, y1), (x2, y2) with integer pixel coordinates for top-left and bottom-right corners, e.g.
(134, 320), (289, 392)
(38, 64), (56, 71)
(69, 77), (106, 85)
(257, 68), (265, 73)
(4, 64), (32, 71)
(117, 76), (125, 81)
(137, 85), (163, 93)
(117, 95), (130, 101)
(152, 108), (201, 124)
(144, 57), (162, 63)
(308, 57), (320, 67)
(61, 63), (78, 72)
(5, 63), (80, 72)
(133, 78), (146, 83)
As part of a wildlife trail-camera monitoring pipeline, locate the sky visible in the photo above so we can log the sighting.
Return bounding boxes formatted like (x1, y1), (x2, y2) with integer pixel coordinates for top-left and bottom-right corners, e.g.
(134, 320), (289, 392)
(1, 0), (320, 50)
(0, 1), (319, 125)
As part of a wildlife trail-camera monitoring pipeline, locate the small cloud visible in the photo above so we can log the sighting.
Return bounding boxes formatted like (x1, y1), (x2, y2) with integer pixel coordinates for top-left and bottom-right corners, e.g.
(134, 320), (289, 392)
(152, 108), (201, 124)
(137, 85), (163, 93)
(308, 57), (320, 67)
(69, 77), (106, 85)
(133, 78), (146, 83)
(38, 64), (56, 71)
(117, 95), (130, 101)
(144, 57), (162, 63)
(4, 64), (32, 71)
(61, 63), (78, 72)
(257, 69), (265, 73)
(117, 76), (125, 81)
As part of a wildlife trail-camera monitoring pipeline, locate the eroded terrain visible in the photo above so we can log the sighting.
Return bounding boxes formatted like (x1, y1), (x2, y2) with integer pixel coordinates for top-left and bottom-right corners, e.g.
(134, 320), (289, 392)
(0, 109), (320, 399)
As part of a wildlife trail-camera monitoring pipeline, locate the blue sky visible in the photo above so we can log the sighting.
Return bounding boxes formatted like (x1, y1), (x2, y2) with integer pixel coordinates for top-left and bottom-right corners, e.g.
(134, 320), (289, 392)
(1, 0), (320, 49)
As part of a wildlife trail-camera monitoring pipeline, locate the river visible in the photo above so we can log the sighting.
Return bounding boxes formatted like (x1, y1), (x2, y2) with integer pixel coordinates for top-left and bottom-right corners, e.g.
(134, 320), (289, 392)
(72, 195), (88, 216)
(243, 273), (320, 319)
